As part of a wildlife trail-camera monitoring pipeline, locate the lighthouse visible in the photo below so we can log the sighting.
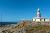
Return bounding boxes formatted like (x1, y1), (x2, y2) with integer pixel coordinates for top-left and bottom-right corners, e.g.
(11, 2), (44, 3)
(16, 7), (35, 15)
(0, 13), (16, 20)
(32, 8), (50, 22)
(37, 8), (41, 18)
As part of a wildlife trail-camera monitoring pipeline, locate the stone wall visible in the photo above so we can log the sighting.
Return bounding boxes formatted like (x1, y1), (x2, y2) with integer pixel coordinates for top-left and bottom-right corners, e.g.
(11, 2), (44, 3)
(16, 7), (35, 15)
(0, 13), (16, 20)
(32, 22), (50, 26)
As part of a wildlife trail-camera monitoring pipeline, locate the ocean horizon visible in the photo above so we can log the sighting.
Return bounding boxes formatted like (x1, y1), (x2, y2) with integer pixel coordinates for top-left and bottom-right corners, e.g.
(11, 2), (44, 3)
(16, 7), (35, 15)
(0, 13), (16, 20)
(0, 22), (17, 25)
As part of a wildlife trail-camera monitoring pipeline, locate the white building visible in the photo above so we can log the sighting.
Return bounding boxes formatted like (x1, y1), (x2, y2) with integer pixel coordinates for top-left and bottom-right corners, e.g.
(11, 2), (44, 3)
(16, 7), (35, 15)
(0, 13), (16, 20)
(32, 8), (50, 22)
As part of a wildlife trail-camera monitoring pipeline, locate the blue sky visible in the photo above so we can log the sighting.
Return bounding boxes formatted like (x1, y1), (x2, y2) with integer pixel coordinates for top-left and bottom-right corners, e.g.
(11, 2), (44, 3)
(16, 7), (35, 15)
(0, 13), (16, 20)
(0, 0), (50, 22)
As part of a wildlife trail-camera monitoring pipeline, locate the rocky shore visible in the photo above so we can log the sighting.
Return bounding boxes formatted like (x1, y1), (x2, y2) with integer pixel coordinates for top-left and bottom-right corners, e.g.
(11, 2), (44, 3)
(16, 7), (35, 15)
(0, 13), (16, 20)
(0, 21), (50, 33)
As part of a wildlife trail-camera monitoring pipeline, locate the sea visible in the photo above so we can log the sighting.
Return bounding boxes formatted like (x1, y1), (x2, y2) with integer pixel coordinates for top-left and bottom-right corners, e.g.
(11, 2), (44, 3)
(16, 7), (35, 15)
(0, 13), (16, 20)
(0, 22), (17, 25)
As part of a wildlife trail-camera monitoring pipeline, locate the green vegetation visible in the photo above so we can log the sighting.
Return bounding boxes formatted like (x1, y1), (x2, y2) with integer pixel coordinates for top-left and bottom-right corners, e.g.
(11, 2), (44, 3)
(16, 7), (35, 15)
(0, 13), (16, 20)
(25, 25), (50, 33)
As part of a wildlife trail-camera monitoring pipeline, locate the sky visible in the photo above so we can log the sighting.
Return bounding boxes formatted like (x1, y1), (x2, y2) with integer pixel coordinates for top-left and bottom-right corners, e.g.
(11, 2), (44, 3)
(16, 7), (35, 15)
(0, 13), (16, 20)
(0, 0), (50, 22)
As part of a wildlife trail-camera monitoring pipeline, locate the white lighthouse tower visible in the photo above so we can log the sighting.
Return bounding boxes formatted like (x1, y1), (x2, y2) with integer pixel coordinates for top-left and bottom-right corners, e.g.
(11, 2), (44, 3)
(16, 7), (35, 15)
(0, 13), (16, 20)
(32, 8), (50, 22)
(37, 8), (41, 18)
